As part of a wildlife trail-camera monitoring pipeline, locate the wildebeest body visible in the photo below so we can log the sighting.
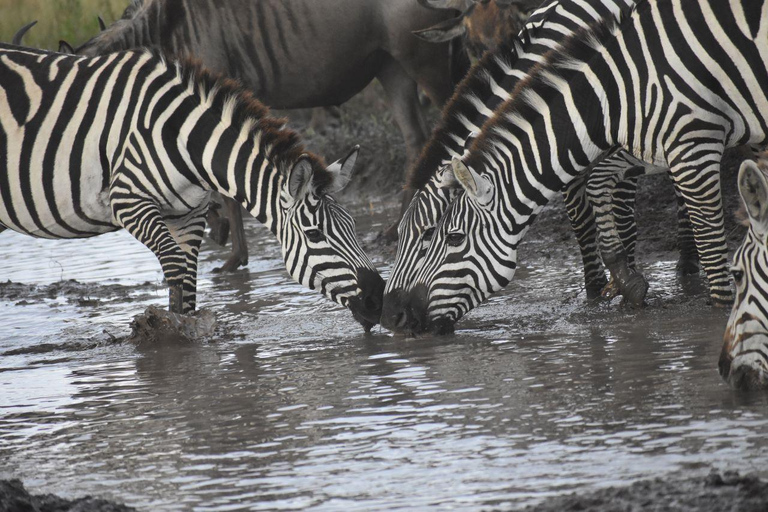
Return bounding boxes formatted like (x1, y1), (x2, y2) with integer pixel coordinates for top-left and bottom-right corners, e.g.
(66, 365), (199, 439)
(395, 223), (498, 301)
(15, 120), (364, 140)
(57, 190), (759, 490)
(73, 0), (464, 268)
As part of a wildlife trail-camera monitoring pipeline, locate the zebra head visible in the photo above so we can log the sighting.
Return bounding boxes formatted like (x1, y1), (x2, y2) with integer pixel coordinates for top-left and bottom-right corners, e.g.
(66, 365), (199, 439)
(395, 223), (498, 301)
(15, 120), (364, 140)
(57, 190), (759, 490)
(277, 146), (384, 331)
(401, 157), (514, 334)
(720, 159), (768, 390)
(381, 166), (459, 332)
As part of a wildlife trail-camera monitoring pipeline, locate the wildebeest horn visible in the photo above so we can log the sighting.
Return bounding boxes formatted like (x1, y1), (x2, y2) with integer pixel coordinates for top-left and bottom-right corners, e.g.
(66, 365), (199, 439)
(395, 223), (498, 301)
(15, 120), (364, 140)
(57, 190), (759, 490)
(417, 0), (474, 12)
(413, 14), (468, 43)
(12, 20), (37, 46)
(59, 40), (75, 54)
(98, 15), (107, 31)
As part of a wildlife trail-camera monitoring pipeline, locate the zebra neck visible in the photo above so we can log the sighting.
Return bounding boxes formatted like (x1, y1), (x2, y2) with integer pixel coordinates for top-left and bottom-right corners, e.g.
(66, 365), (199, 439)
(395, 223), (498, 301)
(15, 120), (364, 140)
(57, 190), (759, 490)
(178, 110), (283, 236)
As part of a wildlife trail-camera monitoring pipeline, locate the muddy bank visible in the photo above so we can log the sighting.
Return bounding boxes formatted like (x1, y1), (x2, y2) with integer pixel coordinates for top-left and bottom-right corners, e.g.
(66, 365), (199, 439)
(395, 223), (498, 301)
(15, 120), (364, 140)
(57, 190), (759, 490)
(0, 479), (135, 512)
(523, 470), (768, 512)
(5, 470), (766, 511)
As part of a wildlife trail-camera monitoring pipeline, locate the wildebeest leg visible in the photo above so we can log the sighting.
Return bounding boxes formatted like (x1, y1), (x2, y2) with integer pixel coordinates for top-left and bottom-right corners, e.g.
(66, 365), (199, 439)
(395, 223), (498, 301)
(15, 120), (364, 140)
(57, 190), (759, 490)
(206, 193), (230, 246)
(308, 106), (342, 135)
(214, 197), (248, 273)
(376, 55), (429, 242)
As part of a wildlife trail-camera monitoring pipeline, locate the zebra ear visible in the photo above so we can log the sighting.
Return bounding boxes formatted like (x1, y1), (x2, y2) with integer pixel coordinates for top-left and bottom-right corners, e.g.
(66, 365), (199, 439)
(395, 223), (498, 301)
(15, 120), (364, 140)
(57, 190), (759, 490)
(451, 158), (493, 206)
(738, 159), (768, 233)
(325, 145), (359, 194)
(286, 155), (314, 200)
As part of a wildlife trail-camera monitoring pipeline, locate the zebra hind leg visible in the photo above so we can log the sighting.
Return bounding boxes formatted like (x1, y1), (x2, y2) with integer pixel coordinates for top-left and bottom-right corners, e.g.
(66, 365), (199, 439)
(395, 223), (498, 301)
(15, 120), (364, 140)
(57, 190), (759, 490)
(668, 145), (732, 306)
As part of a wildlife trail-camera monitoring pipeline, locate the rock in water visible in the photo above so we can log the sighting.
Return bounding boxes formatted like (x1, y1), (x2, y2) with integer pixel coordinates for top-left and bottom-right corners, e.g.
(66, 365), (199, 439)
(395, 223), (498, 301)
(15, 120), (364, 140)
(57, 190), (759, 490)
(128, 306), (217, 343)
(0, 479), (136, 511)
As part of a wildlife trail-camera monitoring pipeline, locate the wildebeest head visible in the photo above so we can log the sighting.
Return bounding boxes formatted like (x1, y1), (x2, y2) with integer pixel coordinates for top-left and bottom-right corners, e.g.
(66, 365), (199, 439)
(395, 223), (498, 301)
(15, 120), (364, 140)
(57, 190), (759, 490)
(414, 0), (538, 57)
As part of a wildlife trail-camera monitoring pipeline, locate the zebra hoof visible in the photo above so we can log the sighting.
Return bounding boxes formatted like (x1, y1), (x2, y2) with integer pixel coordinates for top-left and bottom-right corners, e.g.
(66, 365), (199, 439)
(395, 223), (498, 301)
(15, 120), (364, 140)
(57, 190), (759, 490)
(621, 273), (649, 307)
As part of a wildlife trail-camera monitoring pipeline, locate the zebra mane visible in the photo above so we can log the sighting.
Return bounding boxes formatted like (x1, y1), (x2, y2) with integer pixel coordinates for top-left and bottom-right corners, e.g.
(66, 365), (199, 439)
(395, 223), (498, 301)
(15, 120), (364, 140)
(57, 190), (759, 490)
(405, 0), (562, 191)
(406, 40), (521, 191)
(464, 0), (643, 172)
(168, 52), (331, 191)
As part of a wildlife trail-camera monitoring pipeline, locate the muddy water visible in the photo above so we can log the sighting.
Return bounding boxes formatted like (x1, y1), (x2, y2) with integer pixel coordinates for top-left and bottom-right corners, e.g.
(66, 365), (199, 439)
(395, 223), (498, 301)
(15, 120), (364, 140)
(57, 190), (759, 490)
(1, 202), (767, 511)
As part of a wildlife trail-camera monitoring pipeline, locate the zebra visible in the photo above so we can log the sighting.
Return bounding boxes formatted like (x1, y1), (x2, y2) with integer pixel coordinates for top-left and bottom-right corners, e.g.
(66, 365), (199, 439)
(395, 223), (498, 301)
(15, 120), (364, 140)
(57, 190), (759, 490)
(0, 43), (384, 330)
(59, 0), (467, 270)
(381, 0), (676, 331)
(720, 156), (768, 390)
(387, 0), (768, 334)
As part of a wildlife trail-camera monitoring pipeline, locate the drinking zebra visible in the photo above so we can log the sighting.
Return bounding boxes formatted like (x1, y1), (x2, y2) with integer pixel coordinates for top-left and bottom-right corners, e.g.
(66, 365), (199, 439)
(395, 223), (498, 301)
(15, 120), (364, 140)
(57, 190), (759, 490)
(720, 156), (768, 390)
(381, 0), (689, 331)
(0, 44), (383, 329)
(388, 0), (768, 334)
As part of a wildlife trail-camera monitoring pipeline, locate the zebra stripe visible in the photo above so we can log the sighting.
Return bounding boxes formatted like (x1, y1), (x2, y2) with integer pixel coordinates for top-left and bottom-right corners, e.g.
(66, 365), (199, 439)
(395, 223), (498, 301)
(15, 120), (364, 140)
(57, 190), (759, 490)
(400, 0), (768, 333)
(720, 157), (768, 390)
(0, 44), (383, 327)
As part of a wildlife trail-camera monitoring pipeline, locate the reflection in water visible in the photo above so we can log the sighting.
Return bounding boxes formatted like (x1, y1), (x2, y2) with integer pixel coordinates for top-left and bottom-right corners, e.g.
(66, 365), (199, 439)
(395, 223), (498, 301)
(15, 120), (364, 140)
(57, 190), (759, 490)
(1, 207), (768, 510)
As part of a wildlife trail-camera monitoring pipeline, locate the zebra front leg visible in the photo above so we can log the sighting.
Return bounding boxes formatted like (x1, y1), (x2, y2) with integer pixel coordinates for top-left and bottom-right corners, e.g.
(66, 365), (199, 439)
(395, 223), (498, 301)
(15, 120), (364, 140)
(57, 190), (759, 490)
(168, 212), (207, 314)
(668, 147), (731, 305)
(587, 169), (648, 306)
(561, 174), (607, 299)
(113, 199), (189, 314)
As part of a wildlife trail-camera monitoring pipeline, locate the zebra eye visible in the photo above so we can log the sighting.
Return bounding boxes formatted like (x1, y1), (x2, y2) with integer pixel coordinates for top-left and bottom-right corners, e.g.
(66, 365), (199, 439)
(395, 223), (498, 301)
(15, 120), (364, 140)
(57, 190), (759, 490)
(731, 267), (744, 284)
(446, 232), (465, 247)
(305, 229), (325, 243)
(422, 227), (436, 242)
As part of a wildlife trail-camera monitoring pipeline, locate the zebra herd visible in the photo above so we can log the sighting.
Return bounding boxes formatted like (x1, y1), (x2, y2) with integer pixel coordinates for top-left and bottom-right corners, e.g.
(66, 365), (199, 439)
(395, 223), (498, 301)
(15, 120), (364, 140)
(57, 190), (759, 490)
(1, 0), (767, 390)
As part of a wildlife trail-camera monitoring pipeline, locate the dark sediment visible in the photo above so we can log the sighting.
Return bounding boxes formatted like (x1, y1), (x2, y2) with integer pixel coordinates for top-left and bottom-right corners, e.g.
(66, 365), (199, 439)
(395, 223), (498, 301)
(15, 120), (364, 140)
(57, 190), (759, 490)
(0, 479), (136, 512)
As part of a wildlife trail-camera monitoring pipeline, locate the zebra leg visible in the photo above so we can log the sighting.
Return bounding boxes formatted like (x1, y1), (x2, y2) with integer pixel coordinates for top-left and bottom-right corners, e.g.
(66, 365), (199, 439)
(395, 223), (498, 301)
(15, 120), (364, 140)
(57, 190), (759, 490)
(113, 200), (189, 314)
(587, 169), (648, 306)
(673, 187), (700, 275)
(166, 208), (207, 313)
(561, 174), (608, 299)
(668, 147), (731, 305)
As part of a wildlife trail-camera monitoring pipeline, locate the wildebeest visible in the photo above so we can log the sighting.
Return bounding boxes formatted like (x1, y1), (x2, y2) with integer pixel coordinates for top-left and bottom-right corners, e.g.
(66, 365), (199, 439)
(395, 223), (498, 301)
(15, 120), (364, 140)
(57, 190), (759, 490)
(61, 0), (468, 270)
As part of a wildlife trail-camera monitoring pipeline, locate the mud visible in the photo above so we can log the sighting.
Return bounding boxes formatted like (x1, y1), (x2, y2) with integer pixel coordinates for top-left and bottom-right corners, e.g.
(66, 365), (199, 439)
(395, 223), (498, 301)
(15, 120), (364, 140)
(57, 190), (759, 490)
(0, 479), (135, 512)
(523, 470), (768, 512)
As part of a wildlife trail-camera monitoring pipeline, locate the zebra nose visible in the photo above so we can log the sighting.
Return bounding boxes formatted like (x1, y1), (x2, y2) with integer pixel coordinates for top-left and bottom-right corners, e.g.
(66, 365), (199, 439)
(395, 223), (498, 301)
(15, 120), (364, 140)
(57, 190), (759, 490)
(718, 347), (733, 382)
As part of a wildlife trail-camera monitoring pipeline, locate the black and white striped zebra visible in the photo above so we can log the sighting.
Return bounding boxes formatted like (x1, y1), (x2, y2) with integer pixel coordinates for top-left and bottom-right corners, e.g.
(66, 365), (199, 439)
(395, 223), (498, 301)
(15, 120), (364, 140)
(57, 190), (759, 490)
(720, 156), (768, 390)
(0, 44), (384, 329)
(389, 0), (768, 334)
(381, 0), (684, 331)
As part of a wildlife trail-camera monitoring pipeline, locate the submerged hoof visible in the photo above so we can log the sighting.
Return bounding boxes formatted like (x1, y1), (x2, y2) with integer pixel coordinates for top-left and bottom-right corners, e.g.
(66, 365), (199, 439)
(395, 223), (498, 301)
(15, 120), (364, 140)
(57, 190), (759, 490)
(622, 273), (649, 307)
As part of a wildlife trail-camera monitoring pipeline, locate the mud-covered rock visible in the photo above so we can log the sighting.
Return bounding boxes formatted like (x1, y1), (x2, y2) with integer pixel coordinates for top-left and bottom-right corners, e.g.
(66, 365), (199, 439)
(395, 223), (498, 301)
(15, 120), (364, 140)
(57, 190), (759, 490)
(127, 305), (217, 343)
(523, 470), (768, 512)
(0, 479), (135, 512)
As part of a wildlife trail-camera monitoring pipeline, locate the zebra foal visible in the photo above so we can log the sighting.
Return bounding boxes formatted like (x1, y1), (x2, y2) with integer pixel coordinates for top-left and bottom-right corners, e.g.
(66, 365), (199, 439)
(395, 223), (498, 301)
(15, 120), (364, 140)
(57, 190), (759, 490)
(393, 0), (768, 334)
(720, 155), (768, 390)
(0, 44), (383, 329)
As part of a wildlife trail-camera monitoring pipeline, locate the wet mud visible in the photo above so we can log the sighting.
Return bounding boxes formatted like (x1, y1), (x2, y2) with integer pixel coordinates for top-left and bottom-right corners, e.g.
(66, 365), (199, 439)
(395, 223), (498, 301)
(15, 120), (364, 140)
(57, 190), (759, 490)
(2, 84), (767, 511)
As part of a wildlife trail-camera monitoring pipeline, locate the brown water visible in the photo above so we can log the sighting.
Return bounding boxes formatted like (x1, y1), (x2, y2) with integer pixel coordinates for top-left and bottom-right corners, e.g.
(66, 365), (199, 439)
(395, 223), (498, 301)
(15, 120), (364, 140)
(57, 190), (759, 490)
(1, 202), (767, 511)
